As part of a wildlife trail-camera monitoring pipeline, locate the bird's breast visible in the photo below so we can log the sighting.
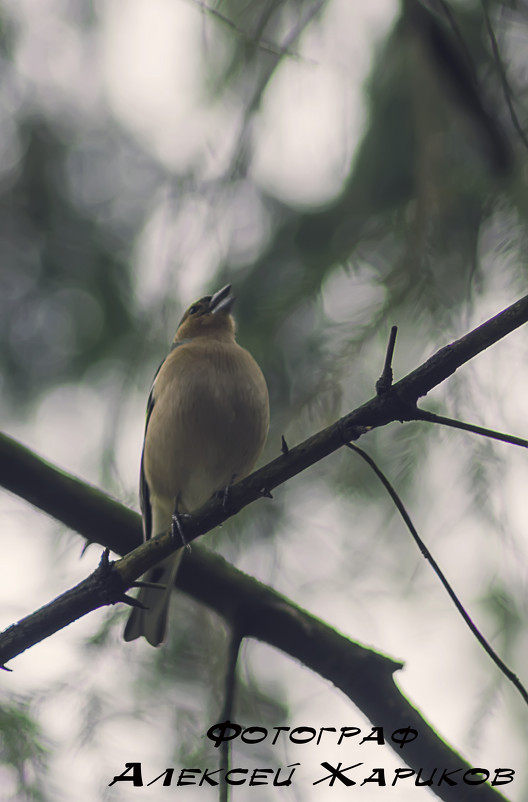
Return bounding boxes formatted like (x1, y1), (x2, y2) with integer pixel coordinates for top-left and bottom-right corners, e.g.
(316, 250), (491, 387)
(143, 342), (269, 512)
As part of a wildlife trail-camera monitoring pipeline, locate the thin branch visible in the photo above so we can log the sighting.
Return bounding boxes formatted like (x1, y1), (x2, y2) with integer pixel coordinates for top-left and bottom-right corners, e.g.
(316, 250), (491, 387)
(224, 0), (325, 179)
(345, 443), (528, 707)
(415, 408), (528, 449)
(406, 0), (514, 173)
(192, 0), (312, 62)
(480, 0), (528, 150)
(219, 629), (242, 802)
(376, 325), (398, 396)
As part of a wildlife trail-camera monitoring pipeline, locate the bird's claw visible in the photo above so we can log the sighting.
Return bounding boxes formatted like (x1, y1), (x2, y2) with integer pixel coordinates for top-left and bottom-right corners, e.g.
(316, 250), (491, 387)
(171, 512), (191, 549)
(215, 474), (237, 512)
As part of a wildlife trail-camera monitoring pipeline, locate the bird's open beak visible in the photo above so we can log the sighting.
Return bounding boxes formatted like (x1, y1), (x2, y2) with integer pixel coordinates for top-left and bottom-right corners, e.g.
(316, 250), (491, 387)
(210, 284), (235, 315)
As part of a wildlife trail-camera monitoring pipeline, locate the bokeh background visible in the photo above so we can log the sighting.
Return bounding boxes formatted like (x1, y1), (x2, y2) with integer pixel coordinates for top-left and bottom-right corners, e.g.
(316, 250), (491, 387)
(0, 0), (527, 800)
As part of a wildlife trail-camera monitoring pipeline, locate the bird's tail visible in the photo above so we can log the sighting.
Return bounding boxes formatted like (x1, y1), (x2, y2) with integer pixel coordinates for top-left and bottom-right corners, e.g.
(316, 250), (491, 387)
(123, 550), (183, 646)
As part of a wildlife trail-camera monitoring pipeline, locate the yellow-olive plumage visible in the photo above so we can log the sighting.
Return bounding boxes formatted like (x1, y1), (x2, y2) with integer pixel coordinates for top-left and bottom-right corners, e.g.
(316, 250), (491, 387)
(124, 285), (269, 646)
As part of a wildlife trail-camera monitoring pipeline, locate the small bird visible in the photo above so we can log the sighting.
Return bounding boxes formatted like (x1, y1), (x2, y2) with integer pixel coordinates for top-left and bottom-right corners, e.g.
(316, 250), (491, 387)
(124, 285), (269, 646)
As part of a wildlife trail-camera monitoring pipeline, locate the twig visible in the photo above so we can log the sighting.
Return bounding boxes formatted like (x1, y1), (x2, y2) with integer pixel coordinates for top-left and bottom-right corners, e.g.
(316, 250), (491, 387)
(193, 0), (310, 61)
(376, 325), (398, 397)
(219, 629), (242, 802)
(480, 0), (528, 150)
(345, 442), (528, 707)
(415, 408), (528, 449)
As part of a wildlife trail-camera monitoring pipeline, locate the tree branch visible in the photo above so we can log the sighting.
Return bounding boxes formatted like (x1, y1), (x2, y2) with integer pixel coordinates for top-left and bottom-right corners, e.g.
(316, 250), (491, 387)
(1, 292), (528, 662)
(181, 550), (510, 802)
(0, 498), (511, 800)
(346, 442), (528, 705)
(2, 293), (526, 800)
(0, 296), (528, 802)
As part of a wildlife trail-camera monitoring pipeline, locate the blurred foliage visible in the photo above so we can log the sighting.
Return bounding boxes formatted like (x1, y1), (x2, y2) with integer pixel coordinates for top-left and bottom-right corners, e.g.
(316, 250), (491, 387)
(0, 0), (525, 414)
(0, 697), (50, 802)
(1, 0), (528, 796)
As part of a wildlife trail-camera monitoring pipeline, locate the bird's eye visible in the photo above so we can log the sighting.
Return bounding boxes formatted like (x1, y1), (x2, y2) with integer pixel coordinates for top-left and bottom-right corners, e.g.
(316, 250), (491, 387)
(188, 305), (199, 315)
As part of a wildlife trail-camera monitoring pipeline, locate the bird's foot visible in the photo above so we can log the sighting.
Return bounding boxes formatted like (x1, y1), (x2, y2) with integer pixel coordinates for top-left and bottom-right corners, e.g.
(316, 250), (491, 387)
(215, 474), (237, 512)
(171, 511), (192, 550)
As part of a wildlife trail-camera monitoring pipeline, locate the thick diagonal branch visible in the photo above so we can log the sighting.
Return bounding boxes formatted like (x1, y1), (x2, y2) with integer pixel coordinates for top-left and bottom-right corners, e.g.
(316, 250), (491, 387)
(1, 293), (528, 660)
(1, 295), (525, 801)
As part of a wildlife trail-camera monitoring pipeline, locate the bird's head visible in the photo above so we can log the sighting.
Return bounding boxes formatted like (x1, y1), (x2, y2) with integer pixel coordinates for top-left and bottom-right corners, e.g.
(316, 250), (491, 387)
(174, 284), (236, 341)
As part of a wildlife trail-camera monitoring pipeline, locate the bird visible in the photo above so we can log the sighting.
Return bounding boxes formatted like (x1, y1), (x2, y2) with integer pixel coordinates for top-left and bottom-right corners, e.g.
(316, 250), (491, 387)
(124, 284), (270, 646)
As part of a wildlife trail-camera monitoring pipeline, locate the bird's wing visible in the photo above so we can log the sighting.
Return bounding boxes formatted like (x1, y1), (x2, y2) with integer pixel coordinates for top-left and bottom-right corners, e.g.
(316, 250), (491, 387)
(139, 375), (158, 541)
(139, 339), (192, 540)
